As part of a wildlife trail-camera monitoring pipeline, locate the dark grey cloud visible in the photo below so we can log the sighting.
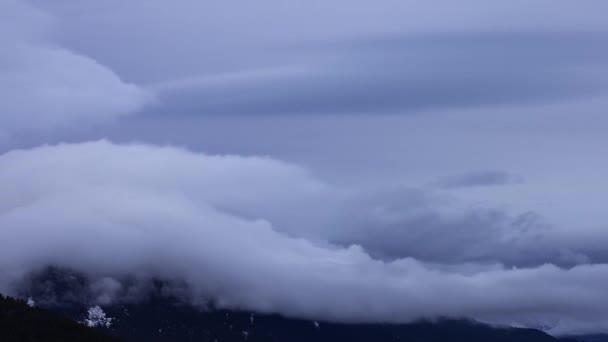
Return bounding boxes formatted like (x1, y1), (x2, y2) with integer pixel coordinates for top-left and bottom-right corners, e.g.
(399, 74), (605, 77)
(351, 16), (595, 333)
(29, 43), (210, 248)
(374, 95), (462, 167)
(322, 186), (595, 268)
(432, 171), (524, 189)
(147, 31), (608, 117)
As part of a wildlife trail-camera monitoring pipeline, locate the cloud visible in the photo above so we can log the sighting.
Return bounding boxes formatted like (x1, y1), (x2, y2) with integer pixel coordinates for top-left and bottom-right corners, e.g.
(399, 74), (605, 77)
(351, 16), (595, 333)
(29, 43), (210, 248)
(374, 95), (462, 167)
(3, 0), (608, 337)
(33, 0), (608, 83)
(0, 0), (152, 141)
(432, 171), (524, 189)
(1, 141), (608, 334)
(146, 31), (608, 117)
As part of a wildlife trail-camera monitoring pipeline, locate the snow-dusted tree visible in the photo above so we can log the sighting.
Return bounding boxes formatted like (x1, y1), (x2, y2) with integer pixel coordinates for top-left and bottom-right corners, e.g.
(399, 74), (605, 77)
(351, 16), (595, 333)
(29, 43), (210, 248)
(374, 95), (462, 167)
(81, 305), (113, 328)
(26, 297), (35, 307)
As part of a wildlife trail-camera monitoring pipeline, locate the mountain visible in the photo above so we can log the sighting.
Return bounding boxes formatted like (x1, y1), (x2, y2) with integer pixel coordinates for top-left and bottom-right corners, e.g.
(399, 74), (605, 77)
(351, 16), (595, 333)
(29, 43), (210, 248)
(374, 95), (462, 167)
(6, 266), (592, 342)
(569, 336), (608, 342)
(86, 298), (579, 342)
(4, 289), (590, 342)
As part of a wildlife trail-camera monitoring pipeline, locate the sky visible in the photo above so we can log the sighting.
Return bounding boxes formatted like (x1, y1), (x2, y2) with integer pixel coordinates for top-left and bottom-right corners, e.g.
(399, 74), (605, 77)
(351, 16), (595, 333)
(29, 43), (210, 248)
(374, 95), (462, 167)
(2, 0), (608, 336)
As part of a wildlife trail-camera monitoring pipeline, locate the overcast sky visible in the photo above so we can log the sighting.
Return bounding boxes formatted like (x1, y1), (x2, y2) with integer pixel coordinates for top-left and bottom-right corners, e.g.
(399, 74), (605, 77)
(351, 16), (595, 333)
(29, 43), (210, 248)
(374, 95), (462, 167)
(2, 0), (608, 336)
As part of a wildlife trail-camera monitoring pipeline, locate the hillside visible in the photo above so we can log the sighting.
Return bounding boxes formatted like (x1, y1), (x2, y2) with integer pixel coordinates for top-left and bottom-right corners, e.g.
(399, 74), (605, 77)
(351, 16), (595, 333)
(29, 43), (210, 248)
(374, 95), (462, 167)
(0, 294), (122, 342)
(3, 267), (590, 342)
(97, 298), (577, 342)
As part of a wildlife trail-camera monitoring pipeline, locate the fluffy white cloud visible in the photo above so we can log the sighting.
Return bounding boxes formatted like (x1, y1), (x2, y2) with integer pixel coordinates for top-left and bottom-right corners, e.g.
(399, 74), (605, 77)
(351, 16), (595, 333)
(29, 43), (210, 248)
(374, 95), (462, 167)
(0, 0), (151, 140)
(2, 140), (608, 335)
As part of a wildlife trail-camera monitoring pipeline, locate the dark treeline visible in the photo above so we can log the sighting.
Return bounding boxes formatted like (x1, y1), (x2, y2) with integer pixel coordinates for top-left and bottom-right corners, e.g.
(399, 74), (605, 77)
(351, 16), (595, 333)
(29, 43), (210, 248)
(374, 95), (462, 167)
(0, 294), (122, 342)
(2, 266), (594, 342)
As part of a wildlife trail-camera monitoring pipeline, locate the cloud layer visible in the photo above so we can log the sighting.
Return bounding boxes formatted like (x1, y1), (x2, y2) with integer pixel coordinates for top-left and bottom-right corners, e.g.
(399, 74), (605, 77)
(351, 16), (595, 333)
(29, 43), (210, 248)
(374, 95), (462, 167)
(0, 0), (151, 141)
(2, 0), (608, 337)
(149, 32), (608, 117)
(0, 141), (608, 335)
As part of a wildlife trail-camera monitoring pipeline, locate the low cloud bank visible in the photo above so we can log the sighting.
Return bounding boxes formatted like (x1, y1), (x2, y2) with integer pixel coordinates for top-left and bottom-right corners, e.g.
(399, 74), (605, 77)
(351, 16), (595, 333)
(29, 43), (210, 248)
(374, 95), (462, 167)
(0, 140), (607, 335)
